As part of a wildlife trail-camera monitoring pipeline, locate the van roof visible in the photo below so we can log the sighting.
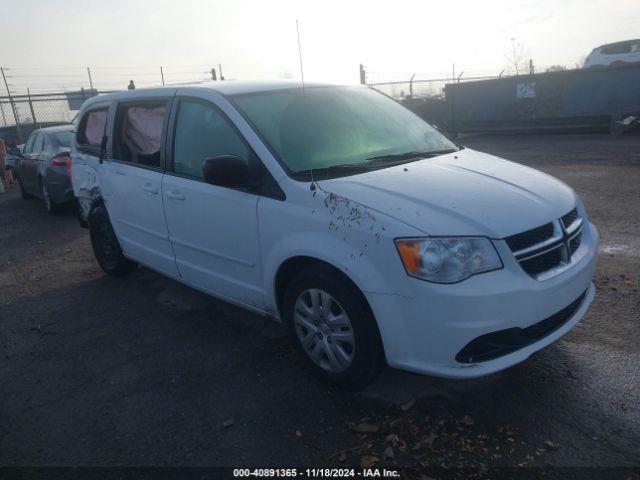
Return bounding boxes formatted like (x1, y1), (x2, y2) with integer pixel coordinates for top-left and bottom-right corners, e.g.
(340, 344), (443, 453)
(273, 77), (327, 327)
(82, 80), (351, 109)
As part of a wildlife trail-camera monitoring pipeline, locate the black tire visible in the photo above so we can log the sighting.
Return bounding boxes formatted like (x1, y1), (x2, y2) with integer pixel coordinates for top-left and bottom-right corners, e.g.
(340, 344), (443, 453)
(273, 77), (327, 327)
(16, 175), (33, 200)
(89, 205), (138, 277)
(41, 181), (60, 214)
(283, 265), (385, 389)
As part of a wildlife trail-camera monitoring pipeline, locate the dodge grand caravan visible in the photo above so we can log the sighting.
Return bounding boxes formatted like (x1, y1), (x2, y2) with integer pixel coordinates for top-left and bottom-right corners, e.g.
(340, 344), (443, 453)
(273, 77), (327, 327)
(71, 82), (598, 388)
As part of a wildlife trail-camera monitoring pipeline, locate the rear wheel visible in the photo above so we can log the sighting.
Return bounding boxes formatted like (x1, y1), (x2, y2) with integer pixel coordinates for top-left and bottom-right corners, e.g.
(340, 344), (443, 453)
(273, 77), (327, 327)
(283, 265), (385, 389)
(89, 206), (138, 277)
(16, 175), (33, 200)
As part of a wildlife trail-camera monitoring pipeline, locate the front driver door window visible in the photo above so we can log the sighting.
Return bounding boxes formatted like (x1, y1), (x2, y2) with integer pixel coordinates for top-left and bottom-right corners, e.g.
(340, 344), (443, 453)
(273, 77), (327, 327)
(162, 97), (263, 307)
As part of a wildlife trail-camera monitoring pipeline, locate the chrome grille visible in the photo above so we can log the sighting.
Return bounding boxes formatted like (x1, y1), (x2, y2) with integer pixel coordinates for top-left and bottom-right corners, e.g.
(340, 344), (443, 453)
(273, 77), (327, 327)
(569, 231), (582, 256)
(507, 207), (584, 280)
(505, 223), (555, 252)
(562, 208), (579, 229)
(519, 245), (564, 276)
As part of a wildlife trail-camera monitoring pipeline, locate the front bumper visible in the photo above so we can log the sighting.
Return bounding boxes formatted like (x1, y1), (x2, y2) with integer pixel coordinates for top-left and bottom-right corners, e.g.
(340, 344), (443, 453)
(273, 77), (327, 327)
(366, 222), (599, 378)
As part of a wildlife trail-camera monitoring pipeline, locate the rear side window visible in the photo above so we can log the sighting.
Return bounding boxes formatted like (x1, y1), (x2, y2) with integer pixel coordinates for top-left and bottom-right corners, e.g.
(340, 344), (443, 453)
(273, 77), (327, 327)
(601, 42), (632, 55)
(172, 99), (250, 179)
(33, 133), (45, 153)
(113, 102), (167, 169)
(77, 108), (108, 156)
(54, 131), (72, 147)
(23, 132), (37, 154)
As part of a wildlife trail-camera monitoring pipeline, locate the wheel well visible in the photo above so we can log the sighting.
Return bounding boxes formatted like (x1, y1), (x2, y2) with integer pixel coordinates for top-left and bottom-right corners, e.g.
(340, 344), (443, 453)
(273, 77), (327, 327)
(87, 197), (106, 223)
(274, 256), (365, 317)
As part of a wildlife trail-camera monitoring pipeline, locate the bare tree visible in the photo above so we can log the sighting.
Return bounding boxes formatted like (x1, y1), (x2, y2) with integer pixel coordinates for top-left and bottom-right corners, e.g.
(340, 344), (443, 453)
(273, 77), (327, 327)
(505, 38), (530, 76)
(546, 65), (567, 72)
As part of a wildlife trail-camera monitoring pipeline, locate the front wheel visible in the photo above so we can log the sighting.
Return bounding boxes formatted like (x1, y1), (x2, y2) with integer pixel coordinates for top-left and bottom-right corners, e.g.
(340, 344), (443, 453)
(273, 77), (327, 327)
(89, 206), (138, 277)
(283, 266), (385, 389)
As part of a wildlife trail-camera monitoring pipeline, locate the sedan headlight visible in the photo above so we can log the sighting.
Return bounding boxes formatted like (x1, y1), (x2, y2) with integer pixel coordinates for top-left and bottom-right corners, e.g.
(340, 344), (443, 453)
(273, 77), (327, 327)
(395, 237), (502, 283)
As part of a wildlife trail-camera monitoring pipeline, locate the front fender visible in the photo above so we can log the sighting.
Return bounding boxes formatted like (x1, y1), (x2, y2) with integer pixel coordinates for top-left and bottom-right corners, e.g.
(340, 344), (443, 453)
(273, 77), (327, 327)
(258, 188), (420, 314)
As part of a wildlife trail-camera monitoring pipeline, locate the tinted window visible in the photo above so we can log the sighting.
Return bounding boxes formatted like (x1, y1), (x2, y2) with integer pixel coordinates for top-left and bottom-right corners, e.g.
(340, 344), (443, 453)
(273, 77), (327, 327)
(114, 102), (167, 168)
(232, 86), (457, 174)
(601, 42), (632, 55)
(33, 133), (45, 153)
(78, 108), (108, 156)
(23, 132), (37, 154)
(54, 131), (72, 147)
(172, 100), (250, 179)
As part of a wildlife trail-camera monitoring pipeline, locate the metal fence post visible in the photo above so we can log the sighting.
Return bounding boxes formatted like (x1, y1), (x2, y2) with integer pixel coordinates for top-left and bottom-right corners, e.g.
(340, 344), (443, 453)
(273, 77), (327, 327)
(27, 88), (37, 125)
(1, 67), (22, 143)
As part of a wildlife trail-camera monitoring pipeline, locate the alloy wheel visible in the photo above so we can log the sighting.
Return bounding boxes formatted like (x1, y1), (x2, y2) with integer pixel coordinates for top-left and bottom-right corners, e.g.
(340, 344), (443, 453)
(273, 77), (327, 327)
(293, 288), (355, 372)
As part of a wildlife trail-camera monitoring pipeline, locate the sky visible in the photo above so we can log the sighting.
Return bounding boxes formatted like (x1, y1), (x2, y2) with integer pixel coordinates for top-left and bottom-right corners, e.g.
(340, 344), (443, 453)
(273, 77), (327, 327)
(1, 0), (639, 93)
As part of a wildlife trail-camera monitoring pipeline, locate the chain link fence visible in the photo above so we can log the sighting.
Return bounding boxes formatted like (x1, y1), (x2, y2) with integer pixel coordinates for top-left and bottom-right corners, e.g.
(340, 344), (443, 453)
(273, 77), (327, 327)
(368, 75), (498, 100)
(0, 90), (118, 145)
(366, 74), (497, 133)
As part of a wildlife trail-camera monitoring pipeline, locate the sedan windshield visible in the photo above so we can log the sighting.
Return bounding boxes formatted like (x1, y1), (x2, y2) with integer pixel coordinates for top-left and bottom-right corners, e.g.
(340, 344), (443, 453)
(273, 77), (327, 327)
(231, 86), (457, 176)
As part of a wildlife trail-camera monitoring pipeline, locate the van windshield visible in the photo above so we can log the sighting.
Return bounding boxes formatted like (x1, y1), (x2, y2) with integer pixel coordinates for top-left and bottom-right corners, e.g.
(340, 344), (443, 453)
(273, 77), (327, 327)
(231, 86), (458, 177)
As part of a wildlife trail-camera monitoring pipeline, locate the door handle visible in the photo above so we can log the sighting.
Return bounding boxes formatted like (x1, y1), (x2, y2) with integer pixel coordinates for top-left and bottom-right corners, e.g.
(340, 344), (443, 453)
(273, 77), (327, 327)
(165, 190), (185, 201)
(142, 183), (159, 194)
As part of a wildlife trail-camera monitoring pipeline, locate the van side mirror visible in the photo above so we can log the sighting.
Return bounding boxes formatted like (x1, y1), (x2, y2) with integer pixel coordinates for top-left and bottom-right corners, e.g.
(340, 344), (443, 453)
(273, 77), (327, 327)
(202, 155), (254, 189)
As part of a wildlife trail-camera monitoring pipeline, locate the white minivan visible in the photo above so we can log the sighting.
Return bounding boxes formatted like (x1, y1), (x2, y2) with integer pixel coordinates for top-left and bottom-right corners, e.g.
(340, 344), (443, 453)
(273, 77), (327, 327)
(583, 39), (640, 68)
(72, 82), (598, 388)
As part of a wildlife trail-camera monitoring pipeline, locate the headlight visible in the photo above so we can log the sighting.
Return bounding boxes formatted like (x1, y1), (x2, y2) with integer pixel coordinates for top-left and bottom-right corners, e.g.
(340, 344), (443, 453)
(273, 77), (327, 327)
(395, 237), (502, 283)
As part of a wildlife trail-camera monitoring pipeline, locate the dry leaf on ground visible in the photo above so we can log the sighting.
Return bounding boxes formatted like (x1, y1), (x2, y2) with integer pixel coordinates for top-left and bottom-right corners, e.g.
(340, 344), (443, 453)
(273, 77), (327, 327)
(360, 455), (380, 468)
(354, 422), (380, 433)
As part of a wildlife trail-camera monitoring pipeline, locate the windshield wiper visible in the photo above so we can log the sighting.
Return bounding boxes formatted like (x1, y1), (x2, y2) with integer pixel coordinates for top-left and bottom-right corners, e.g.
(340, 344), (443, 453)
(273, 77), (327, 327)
(293, 163), (372, 179)
(292, 148), (461, 180)
(365, 149), (459, 163)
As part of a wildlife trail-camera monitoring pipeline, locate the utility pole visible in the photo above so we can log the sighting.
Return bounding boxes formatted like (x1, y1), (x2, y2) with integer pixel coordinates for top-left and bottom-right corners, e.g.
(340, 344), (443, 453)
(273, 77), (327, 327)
(529, 59), (534, 75)
(218, 64), (224, 80)
(160, 66), (165, 85)
(359, 64), (366, 85)
(1, 67), (22, 142)
(511, 38), (519, 76)
(87, 67), (94, 90)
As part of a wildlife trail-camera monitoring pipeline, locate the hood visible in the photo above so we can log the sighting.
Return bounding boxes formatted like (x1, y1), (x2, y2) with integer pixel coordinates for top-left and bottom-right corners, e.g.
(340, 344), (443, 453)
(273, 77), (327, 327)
(317, 148), (577, 238)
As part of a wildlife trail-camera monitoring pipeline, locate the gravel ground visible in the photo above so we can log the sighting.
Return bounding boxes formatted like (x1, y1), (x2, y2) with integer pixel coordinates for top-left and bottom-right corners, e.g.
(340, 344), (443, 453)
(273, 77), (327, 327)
(0, 133), (639, 476)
